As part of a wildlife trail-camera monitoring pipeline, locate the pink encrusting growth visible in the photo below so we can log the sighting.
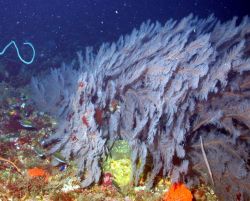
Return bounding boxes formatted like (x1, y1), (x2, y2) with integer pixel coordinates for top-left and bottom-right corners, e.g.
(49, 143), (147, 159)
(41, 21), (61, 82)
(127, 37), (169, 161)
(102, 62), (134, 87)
(31, 14), (250, 200)
(81, 115), (89, 127)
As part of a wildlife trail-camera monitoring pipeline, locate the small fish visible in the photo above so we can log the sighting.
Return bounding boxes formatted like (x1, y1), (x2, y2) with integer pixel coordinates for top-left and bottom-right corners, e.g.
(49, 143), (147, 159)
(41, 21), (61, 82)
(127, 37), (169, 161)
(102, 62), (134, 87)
(52, 152), (67, 164)
(59, 164), (67, 171)
(20, 103), (26, 108)
(33, 147), (46, 159)
(20, 94), (28, 101)
(19, 119), (34, 129)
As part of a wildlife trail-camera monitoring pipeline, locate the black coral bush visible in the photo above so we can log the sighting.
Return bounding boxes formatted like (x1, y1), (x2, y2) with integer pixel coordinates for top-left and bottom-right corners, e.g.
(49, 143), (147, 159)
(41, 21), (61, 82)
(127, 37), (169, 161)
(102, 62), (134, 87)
(31, 14), (250, 200)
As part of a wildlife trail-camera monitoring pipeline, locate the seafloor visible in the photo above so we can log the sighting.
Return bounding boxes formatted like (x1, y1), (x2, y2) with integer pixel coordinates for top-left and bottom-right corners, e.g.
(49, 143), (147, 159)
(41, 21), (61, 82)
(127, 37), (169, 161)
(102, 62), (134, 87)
(0, 82), (217, 201)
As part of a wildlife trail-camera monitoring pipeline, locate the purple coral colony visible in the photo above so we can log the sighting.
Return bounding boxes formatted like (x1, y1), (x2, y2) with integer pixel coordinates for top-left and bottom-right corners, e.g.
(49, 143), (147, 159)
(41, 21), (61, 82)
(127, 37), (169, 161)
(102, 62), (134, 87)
(30, 14), (250, 200)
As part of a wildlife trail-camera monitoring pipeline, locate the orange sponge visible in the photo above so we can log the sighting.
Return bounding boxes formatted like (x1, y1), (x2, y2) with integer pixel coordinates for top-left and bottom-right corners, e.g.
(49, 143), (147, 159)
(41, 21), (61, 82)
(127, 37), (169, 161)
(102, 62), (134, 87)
(163, 183), (193, 201)
(27, 167), (50, 182)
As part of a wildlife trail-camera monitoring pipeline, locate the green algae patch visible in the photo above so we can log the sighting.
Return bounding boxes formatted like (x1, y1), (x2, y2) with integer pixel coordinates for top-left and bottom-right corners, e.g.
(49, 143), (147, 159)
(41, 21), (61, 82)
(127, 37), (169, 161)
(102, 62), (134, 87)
(103, 140), (132, 187)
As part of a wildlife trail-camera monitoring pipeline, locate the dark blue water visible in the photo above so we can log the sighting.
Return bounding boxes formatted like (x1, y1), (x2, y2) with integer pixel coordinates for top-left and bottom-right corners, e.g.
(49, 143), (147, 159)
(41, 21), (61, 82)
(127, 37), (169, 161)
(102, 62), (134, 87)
(0, 0), (249, 70)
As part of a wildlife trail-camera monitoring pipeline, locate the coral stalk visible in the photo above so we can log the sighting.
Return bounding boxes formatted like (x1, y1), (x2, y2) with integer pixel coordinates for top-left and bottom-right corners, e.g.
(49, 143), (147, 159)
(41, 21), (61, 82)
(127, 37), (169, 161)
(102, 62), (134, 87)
(0, 156), (22, 174)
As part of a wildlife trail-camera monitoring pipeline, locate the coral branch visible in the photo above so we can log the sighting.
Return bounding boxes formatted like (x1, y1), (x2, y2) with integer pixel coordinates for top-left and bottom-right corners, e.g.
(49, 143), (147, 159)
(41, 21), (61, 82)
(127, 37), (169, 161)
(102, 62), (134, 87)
(200, 136), (214, 186)
(0, 156), (22, 175)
